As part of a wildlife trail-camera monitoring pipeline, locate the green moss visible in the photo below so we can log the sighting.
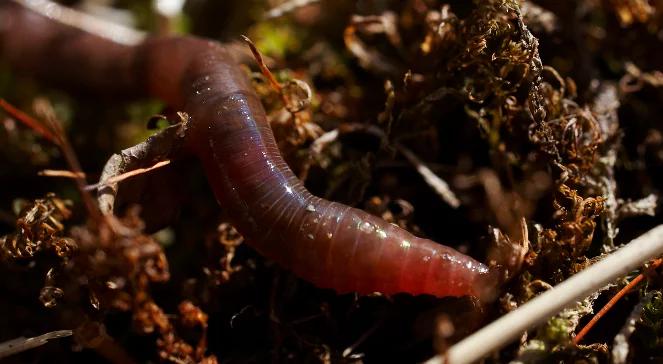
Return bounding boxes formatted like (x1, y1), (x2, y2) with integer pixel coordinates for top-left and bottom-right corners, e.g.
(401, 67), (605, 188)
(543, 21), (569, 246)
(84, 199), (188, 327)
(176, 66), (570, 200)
(540, 317), (573, 346)
(250, 21), (304, 59)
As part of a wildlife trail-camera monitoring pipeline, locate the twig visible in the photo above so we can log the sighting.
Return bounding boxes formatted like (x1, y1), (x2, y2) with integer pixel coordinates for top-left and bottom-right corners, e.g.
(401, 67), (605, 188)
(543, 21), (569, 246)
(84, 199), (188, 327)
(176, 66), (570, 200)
(342, 319), (383, 358)
(425, 224), (663, 364)
(0, 330), (72, 359)
(240, 35), (283, 94)
(573, 257), (663, 344)
(298, 129), (339, 180)
(240, 35), (312, 114)
(575, 275), (644, 344)
(0, 98), (58, 143)
(86, 160), (170, 191)
(38, 169), (86, 179)
(40, 159), (171, 192)
(13, 0), (145, 45)
(396, 143), (460, 208)
(33, 98), (103, 223)
(3, 98), (103, 223)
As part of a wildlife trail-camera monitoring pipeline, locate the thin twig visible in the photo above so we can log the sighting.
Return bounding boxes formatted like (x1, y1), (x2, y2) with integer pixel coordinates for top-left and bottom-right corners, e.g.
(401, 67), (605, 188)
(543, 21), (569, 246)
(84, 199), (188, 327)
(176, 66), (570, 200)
(425, 225), (663, 364)
(396, 143), (460, 208)
(0, 98), (58, 143)
(86, 160), (171, 191)
(3, 98), (103, 223)
(240, 35), (312, 114)
(573, 257), (663, 344)
(342, 319), (383, 358)
(33, 98), (103, 223)
(575, 275), (644, 344)
(240, 35), (283, 94)
(38, 169), (87, 179)
(0, 330), (72, 359)
(298, 129), (339, 180)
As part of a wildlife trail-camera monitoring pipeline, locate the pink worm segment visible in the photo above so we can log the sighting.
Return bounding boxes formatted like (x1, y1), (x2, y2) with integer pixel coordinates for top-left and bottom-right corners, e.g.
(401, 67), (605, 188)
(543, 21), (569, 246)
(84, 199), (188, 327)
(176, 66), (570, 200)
(0, 3), (497, 299)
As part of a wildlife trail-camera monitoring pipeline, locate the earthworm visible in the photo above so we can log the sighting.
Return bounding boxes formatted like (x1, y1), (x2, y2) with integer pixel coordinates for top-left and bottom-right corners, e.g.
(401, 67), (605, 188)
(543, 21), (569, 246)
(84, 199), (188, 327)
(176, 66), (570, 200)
(0, 1), (499, 299)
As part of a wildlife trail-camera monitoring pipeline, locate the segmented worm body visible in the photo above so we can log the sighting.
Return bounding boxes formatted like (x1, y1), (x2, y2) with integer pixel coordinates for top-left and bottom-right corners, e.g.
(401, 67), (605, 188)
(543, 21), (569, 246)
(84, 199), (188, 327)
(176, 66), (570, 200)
(0, 1), (497, 299)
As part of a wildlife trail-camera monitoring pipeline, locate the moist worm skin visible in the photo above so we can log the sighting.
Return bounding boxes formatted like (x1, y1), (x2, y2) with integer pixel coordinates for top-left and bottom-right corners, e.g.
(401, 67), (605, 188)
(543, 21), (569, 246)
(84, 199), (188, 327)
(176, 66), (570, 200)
(0, 2), (497, 299)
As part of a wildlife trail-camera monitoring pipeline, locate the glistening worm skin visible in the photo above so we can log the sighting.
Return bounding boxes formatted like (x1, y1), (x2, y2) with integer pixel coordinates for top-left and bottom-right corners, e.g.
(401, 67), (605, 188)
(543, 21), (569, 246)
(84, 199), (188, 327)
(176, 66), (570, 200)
(0, 2), (498, 299)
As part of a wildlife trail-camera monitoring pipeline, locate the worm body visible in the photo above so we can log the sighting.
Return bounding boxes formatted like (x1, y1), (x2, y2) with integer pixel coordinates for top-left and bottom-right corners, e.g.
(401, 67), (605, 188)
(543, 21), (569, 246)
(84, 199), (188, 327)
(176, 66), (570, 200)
(0, 2), (497, 299)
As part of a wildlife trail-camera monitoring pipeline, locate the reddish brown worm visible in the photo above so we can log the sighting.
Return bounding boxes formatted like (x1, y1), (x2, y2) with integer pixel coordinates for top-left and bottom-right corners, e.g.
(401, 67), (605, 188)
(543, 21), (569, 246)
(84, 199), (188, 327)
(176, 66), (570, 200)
(0, 1), (498, 299)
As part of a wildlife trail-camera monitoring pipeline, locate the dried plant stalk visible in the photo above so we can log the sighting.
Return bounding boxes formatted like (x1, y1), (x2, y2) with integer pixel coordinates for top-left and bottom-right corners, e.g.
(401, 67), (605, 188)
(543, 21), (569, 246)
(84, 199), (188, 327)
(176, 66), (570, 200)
(0, 330), (72, 359)
(426, 225), (663, 364)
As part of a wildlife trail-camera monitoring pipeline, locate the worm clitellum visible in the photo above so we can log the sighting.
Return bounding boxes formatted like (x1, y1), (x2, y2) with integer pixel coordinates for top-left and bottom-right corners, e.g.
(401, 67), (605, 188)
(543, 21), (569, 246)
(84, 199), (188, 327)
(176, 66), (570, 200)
(0, 1), (499, 300)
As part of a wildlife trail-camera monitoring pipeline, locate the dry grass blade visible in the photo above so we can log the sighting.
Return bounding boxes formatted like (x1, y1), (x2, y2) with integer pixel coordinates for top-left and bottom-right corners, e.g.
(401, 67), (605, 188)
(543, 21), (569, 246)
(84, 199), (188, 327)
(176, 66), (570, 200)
(86, 160), (171, 191)
(426, 225), (663, 364)
(396, 143), (460, 208)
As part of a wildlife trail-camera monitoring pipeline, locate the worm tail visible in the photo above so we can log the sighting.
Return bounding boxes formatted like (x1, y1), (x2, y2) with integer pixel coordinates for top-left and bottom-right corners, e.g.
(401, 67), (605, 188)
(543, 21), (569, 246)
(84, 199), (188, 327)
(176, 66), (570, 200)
(281, 201), (497, 298)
